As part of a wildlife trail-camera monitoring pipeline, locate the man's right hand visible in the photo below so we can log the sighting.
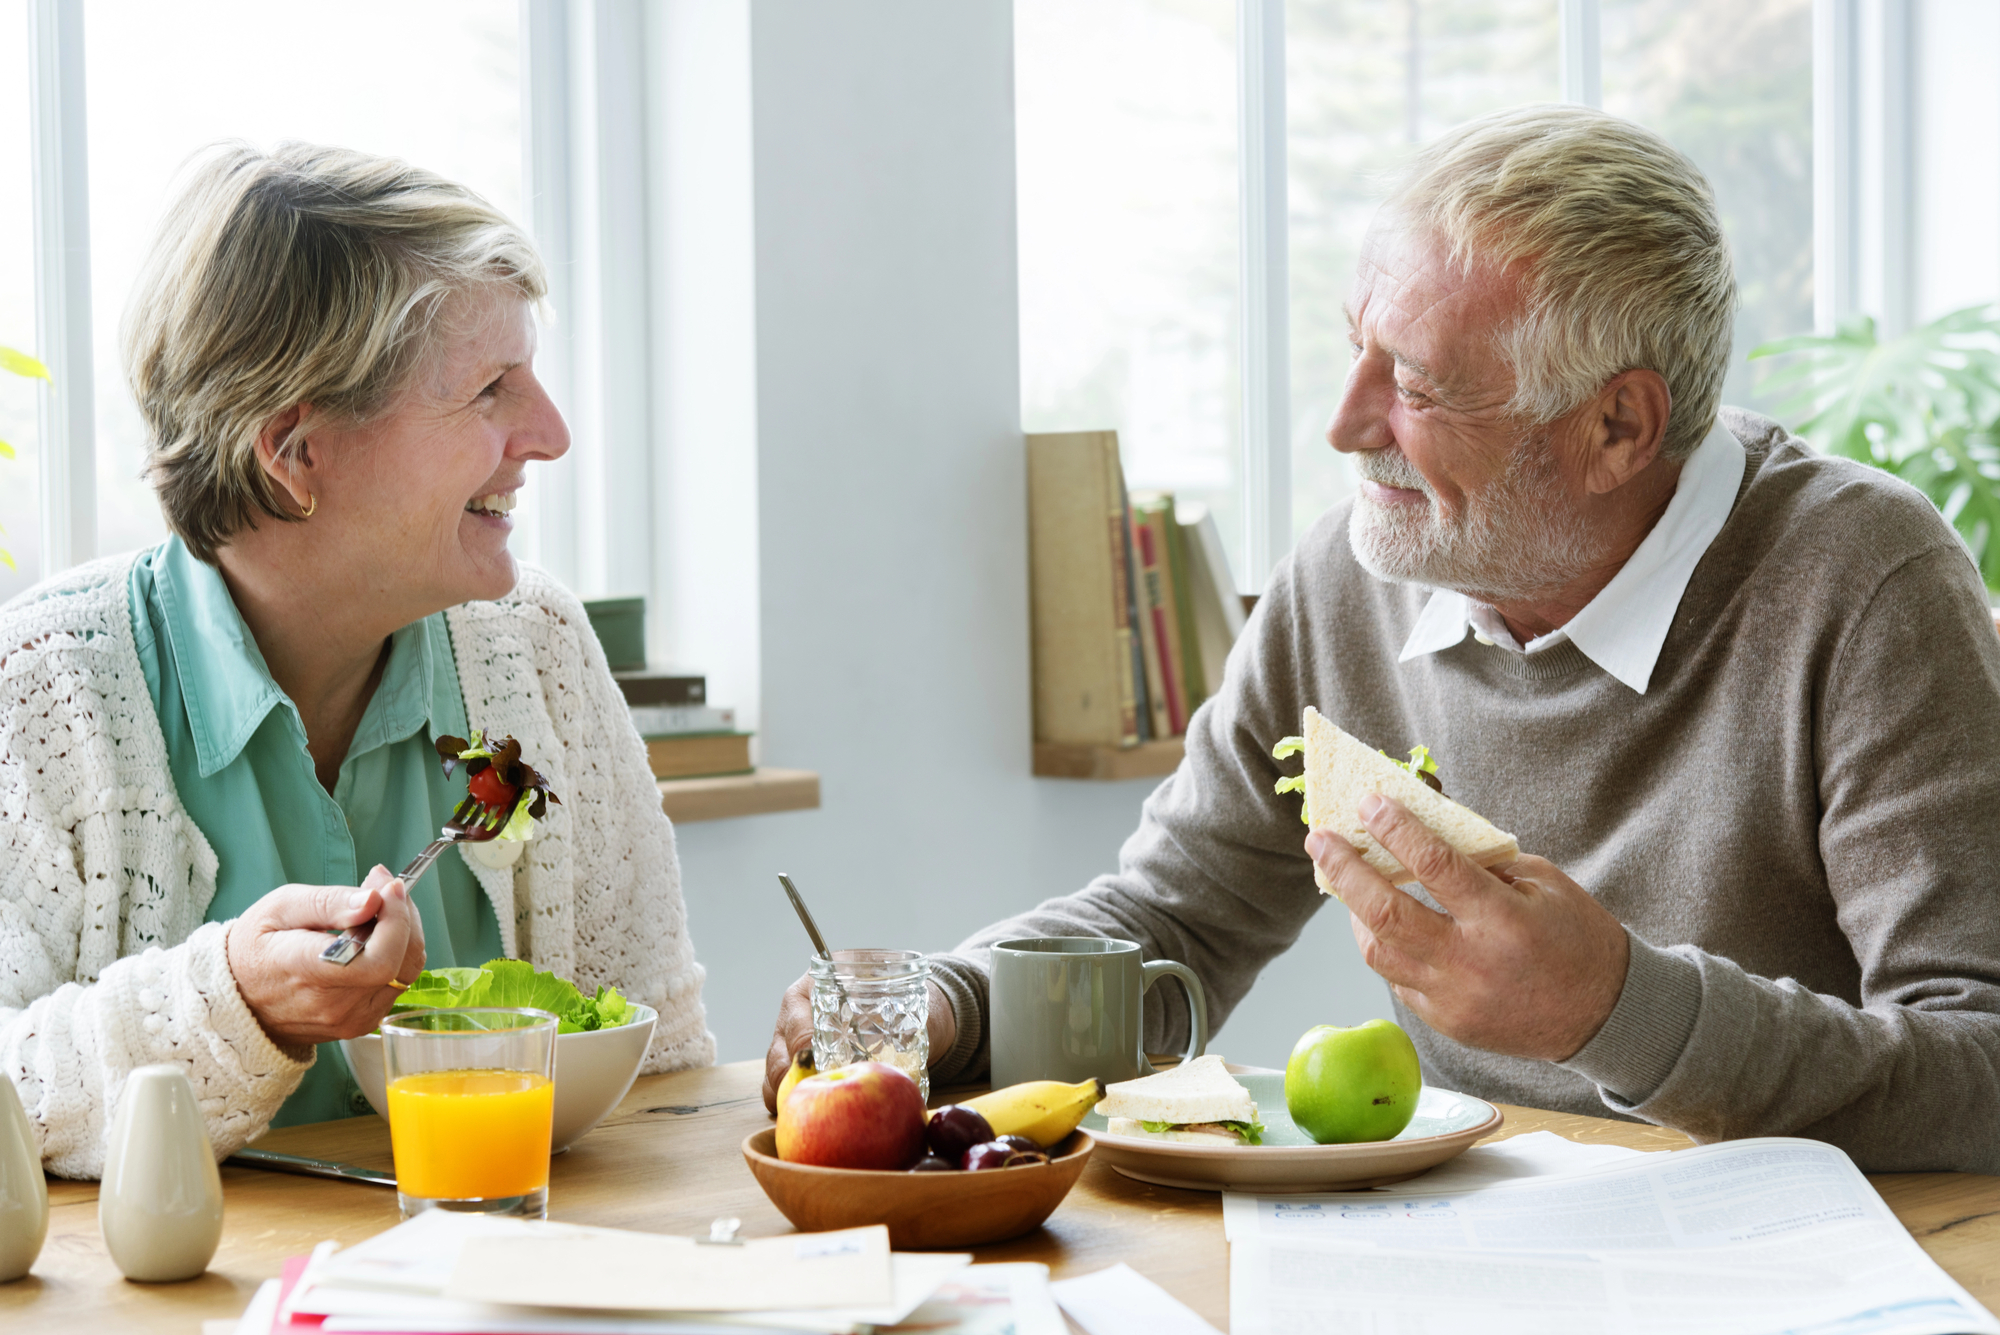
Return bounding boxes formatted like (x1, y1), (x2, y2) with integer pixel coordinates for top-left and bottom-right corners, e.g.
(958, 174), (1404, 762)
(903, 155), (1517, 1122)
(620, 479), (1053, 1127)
(225, 865), (427, 1059)
(761, 975), (960, 1112)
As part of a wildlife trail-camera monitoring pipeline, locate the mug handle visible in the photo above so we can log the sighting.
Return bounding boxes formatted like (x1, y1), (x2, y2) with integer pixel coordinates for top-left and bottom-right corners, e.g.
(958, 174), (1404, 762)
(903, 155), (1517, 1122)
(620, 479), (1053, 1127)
(1137, 960), (1209, 1075)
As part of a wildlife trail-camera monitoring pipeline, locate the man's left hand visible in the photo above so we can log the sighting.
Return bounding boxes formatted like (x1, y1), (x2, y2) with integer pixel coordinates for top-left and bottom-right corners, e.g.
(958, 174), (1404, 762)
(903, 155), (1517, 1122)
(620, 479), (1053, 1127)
(1307, 795), (1630, 1062)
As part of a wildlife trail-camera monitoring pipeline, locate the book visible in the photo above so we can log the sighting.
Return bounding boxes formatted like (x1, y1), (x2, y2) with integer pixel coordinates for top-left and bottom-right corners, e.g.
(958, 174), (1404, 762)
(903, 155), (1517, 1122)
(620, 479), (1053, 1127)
(615, 672), (706, 706)
(1178, 502), (1246, 700)
(630, 704), (737, 737)
(1114, 480), (1154, 741)
(1129, 492), (1188, 736)
(1026, 431), (1143, 747)
(646, 733), (753, 780)
(1161, 497), (1206, 712)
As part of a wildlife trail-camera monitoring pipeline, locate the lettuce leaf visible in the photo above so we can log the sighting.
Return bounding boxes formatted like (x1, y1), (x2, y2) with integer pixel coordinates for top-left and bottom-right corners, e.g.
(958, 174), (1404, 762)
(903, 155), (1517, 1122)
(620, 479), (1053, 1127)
(1136, 1118), (1265, 1145)
(389, 958), (636, 1033)
(1272, 736), (1310, 825)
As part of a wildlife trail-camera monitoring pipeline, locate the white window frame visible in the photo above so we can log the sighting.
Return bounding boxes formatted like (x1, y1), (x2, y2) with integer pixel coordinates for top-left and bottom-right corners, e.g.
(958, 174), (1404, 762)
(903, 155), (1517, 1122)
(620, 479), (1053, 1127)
(16, 0), (1940, 600)
(1229, 0), (1901, 589)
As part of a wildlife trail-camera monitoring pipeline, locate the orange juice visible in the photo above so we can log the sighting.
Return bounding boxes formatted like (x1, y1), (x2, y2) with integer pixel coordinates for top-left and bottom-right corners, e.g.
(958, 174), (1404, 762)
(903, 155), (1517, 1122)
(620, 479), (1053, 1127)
(386, 1069), (554, 1200)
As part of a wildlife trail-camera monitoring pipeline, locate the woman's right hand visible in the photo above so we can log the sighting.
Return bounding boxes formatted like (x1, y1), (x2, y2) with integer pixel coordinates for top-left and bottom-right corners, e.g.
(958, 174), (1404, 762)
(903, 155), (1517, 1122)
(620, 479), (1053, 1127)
(224, 864), (427, 1058)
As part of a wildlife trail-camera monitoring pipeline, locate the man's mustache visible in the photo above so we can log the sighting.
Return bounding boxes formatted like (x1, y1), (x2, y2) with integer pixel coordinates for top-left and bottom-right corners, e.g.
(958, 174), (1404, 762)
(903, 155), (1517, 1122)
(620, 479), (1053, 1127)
(1352, 449), (1431, 495)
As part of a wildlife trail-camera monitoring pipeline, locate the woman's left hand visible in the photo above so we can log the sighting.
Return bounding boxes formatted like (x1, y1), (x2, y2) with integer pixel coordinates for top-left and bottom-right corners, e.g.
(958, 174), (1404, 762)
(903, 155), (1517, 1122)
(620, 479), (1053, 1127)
(224, 864), (427, 1058)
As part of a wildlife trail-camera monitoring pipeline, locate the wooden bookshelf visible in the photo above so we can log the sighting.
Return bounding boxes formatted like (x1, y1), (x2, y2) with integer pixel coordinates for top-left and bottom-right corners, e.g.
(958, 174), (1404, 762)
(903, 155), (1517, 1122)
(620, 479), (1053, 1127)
(1033, 738), (1185, 781)
(658, 767), (821, 823)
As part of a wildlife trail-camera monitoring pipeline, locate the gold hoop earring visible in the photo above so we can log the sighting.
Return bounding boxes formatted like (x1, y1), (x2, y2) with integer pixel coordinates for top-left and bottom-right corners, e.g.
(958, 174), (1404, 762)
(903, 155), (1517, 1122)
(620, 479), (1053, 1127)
(301, 493), (317, 518)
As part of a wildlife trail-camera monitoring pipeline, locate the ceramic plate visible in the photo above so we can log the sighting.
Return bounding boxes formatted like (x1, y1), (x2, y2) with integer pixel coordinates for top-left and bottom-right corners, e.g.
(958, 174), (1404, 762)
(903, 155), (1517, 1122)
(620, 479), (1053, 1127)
(1081, 1074), (1501, 1193)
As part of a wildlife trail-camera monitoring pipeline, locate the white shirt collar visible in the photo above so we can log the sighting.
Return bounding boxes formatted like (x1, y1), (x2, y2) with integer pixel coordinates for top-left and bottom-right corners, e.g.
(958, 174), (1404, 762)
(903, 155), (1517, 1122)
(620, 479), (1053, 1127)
(1396, 418), (1747, 694)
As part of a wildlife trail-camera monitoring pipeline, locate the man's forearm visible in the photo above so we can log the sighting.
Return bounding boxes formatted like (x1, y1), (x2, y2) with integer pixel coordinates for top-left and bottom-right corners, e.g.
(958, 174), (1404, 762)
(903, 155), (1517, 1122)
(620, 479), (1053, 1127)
(1563, 939), (2000, 1173)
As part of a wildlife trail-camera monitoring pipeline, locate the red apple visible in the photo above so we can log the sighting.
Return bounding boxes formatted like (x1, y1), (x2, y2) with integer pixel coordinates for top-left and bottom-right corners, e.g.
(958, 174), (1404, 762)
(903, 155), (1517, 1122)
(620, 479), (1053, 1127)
(775, 1061), (927, 1170)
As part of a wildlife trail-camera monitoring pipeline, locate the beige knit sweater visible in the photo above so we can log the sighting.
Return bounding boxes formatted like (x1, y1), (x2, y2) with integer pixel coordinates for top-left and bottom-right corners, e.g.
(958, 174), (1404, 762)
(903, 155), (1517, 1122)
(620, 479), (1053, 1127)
(0, 556), (714, 1178)
(930, 411), (2000, 1173)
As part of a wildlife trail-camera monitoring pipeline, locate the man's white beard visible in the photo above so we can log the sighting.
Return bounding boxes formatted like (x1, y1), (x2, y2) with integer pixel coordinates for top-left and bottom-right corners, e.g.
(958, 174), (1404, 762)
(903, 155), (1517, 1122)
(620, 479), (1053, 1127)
(1347, 434), (1609, 603)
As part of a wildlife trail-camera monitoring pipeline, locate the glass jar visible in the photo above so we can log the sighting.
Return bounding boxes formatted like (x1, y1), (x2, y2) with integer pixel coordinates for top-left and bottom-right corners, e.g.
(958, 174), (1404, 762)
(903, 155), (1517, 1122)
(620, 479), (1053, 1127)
(808, 949), (931, 1101)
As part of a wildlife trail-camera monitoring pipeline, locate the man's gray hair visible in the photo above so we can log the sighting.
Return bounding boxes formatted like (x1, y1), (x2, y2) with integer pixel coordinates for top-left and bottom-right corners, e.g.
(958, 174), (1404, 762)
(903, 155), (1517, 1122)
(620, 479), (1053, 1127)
(125, 142), (548, 562)
(1385, 105), (1736, 461)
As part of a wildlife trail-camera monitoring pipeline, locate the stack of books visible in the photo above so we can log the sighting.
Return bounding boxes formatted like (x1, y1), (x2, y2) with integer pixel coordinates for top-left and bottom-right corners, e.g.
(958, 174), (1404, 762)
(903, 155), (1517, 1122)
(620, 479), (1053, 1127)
(615, 672), (754, 780)
(1027, 430), (1248, 748)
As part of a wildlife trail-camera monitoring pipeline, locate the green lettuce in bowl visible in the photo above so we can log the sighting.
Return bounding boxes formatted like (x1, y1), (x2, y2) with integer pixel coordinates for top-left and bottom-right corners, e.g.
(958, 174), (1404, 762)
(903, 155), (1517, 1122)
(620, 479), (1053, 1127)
(390, 959), (635, 1033)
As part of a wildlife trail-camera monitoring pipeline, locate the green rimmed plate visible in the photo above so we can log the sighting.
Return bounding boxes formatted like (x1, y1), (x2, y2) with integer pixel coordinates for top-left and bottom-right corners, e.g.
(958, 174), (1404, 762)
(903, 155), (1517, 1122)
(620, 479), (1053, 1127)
(1081, 1073), (1501, 1193)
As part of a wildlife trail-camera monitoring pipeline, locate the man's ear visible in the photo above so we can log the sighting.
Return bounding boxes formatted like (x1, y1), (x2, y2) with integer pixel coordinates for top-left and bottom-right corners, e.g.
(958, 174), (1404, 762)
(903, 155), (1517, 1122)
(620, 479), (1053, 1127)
(254, 404), (314, 513)
(1582, 370), (1672, 496)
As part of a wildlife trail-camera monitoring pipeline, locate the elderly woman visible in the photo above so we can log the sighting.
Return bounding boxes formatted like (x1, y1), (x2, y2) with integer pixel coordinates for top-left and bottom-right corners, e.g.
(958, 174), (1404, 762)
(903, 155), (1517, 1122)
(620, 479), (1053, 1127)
(0, 144), (712, 1177)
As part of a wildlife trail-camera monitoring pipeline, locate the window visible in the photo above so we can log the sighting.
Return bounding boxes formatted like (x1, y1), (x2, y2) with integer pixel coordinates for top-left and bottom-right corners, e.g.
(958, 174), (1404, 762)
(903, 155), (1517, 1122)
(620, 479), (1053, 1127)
(1016, 1), (1246, 572)
(1286, 0), (1561, 542)
(0, 0), (40, 606)
(0, 0), (519, 607)
(1016, 0), (1973, 589)
(1601, 0), (1813, 419)
(82, 0), (521, 565)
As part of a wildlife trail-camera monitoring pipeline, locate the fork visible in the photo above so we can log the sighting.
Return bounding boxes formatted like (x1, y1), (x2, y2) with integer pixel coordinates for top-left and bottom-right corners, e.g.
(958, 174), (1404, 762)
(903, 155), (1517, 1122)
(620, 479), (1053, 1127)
(319, 792), (515, 966)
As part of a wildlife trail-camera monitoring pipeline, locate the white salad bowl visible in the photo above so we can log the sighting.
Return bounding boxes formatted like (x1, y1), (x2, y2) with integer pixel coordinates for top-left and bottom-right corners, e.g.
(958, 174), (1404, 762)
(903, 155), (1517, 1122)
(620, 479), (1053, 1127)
(340, 1003), (656, 1154)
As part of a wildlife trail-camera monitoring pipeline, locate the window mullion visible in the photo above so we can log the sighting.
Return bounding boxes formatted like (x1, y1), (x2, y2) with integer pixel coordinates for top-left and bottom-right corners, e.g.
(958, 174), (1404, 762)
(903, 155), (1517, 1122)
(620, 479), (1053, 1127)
(27, 0), (96, 575)
(1558, 0), (1603, 109)
(1237, 0), (1291, 592)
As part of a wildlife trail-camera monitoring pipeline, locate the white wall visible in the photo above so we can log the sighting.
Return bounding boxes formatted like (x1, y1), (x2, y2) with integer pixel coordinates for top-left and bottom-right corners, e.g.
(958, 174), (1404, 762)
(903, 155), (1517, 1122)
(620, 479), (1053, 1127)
(652, 0), (1390, 1071)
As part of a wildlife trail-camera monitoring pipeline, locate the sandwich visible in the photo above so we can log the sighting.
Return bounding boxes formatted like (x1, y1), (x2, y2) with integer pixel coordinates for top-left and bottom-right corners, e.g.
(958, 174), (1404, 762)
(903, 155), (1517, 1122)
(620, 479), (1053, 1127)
(1097, 1054), (1265, 1145)
(1276, 705), (1517, 891)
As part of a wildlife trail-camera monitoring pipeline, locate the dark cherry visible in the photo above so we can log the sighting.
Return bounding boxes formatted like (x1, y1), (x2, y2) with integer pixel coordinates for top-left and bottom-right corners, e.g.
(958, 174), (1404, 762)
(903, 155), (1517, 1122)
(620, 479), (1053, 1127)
(909, 1156), (956, 1172)
(996, 1134), (1042, 1154)
(961, 1140), (1050, 1171)
(924, 1104), (996, 1163)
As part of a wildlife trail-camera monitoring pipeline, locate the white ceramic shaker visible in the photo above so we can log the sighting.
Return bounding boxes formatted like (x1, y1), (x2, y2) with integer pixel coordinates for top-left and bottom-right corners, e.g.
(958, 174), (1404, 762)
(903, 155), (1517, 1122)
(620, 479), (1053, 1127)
(98, 1064), (223, 1282)
(0, 1076), (47, 1282)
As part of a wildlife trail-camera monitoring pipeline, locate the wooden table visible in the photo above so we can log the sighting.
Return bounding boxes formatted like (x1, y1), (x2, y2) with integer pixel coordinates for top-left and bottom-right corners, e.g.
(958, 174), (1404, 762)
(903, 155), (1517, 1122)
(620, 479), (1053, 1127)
(6, 1059), (1998, 1332)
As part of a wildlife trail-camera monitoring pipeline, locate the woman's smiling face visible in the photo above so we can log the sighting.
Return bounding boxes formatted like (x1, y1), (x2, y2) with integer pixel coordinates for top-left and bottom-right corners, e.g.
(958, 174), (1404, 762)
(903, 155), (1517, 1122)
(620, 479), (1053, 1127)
(301, 285), (569, 614)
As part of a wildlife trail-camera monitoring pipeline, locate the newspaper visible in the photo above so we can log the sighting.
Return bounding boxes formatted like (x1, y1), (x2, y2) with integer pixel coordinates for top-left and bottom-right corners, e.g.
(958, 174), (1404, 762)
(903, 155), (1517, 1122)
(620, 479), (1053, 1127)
(1223, 1136), (1998, 1335)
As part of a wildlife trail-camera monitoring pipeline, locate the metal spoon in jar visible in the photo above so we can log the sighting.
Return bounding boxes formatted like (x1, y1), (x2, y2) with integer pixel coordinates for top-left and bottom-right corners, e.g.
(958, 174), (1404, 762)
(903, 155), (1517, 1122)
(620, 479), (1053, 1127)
(776, 873), (869, 1065)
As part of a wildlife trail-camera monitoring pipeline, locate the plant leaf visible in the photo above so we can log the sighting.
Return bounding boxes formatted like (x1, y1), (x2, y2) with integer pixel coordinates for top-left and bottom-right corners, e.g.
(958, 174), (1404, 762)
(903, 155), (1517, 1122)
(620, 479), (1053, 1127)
(0, 345), (50, 381)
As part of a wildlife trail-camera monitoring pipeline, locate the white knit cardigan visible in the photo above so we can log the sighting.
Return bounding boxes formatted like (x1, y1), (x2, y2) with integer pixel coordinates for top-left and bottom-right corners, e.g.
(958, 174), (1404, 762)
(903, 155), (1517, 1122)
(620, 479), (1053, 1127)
(0, 554), (715, 1178)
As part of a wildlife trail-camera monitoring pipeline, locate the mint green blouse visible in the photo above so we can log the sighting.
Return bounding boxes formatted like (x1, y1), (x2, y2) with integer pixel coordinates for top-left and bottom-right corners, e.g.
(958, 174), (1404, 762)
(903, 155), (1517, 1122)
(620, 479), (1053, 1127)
(128, 537), (504, 1127)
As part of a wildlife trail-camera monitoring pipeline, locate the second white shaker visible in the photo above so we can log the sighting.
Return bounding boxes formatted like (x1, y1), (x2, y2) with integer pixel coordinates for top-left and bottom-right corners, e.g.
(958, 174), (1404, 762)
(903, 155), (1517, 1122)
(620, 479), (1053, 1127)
(99, 1064), (223, 1282)
(0, 1077), (46, 1282)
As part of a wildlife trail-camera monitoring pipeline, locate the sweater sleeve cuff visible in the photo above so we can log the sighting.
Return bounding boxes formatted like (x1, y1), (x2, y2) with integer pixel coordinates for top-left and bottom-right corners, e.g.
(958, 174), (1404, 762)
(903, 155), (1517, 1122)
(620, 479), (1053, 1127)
(924, 953), (989, 1086)
(1558, 928), (1702, 1106)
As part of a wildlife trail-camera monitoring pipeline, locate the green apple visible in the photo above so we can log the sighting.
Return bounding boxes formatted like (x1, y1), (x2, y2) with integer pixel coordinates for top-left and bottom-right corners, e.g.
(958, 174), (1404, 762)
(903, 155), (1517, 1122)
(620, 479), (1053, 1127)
(1285, 1019), (1422, 1144)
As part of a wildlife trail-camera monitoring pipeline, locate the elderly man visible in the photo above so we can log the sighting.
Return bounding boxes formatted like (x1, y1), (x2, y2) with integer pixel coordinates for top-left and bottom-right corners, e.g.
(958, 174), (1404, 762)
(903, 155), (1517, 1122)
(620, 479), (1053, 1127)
(764, 106), (2000, 1171)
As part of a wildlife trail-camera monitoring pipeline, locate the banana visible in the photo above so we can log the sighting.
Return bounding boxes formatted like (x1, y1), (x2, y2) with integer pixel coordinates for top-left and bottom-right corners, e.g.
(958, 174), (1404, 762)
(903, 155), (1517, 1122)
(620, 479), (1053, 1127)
(774, 1049), (815, 1118)
(964, 1076), (1106, 1148)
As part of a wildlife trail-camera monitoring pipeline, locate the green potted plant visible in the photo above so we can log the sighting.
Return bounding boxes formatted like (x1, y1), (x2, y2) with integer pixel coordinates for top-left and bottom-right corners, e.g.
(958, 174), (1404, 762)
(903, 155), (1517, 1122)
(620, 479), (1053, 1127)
(0, 346), (51, 571)
(1751, 306), (2000, 593)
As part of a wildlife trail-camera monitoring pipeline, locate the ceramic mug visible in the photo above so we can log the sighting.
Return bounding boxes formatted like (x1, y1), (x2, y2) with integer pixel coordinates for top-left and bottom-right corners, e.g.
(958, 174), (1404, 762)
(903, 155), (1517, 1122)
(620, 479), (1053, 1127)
(988, 937), (1208, 1089)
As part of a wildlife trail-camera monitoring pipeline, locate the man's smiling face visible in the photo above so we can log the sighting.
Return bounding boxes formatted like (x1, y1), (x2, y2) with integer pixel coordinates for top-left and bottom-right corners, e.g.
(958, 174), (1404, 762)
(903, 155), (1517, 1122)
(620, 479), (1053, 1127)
(1328, 221), (1608, 603)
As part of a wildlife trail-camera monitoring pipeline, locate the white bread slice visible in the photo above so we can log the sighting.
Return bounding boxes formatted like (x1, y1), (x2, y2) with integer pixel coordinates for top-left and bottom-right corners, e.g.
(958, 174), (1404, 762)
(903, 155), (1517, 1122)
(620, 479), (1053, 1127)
(1106, 1117), (1248, 1144)
(1303, 705), (1518, 890)
(1096, 1054), (1257, 1124)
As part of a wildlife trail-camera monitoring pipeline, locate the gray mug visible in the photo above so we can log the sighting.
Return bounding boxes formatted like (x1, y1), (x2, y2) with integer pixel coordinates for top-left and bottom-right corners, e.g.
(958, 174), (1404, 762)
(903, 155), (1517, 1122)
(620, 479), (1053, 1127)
(988, 937), (1208, 1089)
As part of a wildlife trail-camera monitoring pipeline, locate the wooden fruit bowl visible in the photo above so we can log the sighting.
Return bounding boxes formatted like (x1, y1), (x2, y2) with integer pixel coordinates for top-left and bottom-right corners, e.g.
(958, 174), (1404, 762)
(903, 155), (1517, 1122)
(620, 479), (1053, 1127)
(740, 1128), (1095, 1249)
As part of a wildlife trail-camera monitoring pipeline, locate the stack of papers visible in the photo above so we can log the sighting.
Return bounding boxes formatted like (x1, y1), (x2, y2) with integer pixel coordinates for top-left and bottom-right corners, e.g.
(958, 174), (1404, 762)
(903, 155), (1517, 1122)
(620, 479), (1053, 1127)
(1223, 1135), (2000, 1335)
(228, 1211), (1049, 1335)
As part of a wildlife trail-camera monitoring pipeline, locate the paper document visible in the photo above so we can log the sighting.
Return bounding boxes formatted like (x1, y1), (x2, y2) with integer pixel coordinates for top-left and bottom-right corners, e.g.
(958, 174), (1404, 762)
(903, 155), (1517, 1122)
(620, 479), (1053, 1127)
(1051, 1263), (1221, 1335)
(1226, 1136), (1998, 1335)
(446, 1226), (893, 1312)
(881, 1263), (1065, 1335)
(280, 1210), (964, 1335)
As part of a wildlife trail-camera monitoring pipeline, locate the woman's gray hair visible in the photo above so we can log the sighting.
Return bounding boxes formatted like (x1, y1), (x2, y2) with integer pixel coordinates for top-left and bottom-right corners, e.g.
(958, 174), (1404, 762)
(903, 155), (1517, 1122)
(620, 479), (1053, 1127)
(125, 142), (548, 562)
(1384, 105), (1736, 461)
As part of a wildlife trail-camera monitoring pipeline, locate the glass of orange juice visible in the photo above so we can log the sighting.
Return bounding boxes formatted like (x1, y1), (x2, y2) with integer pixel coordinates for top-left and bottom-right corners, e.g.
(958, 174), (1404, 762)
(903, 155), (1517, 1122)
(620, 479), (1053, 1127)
(382, 1008), (557, 1220)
